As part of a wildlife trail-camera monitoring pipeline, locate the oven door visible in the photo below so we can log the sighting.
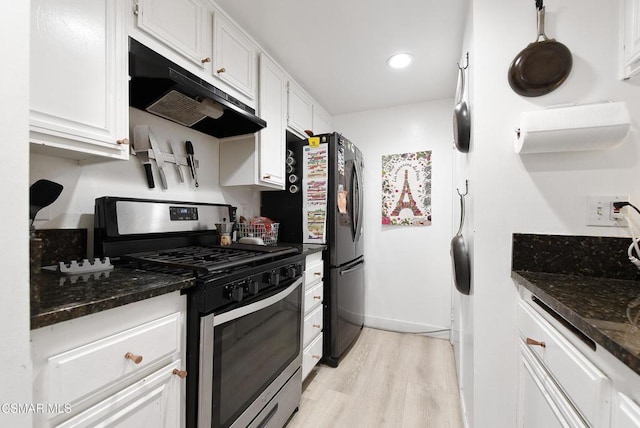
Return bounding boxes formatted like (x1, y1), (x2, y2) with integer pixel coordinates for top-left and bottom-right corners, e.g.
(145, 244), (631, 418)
(198, 278), (303, 428)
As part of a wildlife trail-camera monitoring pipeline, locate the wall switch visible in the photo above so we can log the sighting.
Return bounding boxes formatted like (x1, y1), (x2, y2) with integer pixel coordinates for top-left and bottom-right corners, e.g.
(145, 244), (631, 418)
(586, 195), (628, 226)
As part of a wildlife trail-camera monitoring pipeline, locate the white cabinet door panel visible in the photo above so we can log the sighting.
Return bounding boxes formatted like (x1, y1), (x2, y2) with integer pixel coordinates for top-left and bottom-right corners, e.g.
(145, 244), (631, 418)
(213, 13), (256, 99)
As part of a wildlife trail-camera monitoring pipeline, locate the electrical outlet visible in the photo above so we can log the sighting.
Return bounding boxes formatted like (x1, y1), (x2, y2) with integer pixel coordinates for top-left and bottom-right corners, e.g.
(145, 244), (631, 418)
(586, 195), (628, 226)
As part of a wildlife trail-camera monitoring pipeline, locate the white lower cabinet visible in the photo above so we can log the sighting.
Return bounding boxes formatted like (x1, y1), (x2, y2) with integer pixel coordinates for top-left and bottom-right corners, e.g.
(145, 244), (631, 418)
(613, 393), (640, 428)
(302, 252), (324, 380)
(31, 292), (187, 427)
(517, 299), (611, 428)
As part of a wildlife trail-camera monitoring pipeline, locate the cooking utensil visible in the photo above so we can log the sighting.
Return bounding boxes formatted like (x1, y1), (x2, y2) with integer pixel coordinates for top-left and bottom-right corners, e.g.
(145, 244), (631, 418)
(29, 179), (63, 225)
(450, 181), (470, 295)
(453, 53), (470, 153)
(185, 140), (199, 188)
(169, 139), (185, 182)
(132, 125), (155, 188)
(148, 128), (168, 189)
(508, 1), (572, 97)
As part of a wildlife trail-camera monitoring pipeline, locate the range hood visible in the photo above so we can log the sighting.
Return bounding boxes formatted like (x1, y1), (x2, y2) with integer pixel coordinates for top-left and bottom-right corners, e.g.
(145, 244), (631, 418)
(129, 38), (266, 138)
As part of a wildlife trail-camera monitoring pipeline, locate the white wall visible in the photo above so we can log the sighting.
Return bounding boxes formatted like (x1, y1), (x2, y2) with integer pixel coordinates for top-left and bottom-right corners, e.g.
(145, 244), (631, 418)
(31, 108), (260, 245)
(0, 1), (32, 426)
(466, 1), (640, 427)
(333, 99), (454, 336)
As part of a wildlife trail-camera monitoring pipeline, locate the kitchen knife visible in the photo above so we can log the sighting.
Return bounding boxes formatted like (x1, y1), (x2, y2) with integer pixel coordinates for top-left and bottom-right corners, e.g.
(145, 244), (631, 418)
(148, 129), (168, 189)
(132, 125), (155, 189)
(185, 140), (199, 187)
(169, 139), (185, 182)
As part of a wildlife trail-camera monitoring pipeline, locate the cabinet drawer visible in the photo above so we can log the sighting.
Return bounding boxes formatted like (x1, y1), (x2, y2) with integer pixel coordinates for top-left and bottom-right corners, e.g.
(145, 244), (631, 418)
(302, 333), (323, 381)
(47, 312), (182, 405)
(303, 305), (323, 348)
(518, 301), (610, 426)
(304, 281), (323, 314)
(613, 393), (640, 428)
(305, 253), (323, 285)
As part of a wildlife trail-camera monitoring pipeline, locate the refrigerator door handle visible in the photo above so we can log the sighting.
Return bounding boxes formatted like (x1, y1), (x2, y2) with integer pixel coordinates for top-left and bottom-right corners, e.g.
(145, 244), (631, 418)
(339, 259), (365, 276)
(352, 161), (363, 243)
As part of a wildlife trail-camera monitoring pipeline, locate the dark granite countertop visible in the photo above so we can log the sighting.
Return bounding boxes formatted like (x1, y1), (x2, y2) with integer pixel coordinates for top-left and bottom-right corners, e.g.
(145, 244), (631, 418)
(512, 233), (640, 376)
(512, 271), (640, 375)
(31, 267), (195, 330)
(280, 243), (326, 256)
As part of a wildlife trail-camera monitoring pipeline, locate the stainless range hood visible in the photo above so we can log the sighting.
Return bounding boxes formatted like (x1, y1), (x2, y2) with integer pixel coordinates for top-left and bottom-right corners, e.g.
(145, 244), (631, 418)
(129, 38), (266, 138)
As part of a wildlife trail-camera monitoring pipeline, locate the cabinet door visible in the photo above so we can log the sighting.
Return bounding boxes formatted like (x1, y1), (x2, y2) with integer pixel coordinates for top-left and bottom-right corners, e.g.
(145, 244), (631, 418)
(213, 13), (257, 99)
(55, 361), (185, 428)
(613, 393), (640, 428)
(622, 0), (640, 78)
(30, 0), (128, 161)
(518, 341), (588, 428)
(312, 104), (332, 135)
(135, 0), (206, 67)
(258, 54), (287, 188)
(287, 81), (314, 138)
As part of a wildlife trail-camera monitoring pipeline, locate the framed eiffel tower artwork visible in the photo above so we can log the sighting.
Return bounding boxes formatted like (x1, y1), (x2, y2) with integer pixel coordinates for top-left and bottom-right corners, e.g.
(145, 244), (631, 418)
(381, 151), (432, 226)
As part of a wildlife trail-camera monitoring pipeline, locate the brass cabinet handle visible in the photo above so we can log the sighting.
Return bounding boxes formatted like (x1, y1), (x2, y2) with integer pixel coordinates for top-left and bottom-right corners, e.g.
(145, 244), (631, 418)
(526, 338), (546, 348)
(262, 175), (271, 179)
(313, 295), (321, 300)
(313, 324), (321, 329)
(312, 355), (320, 360)
(124, 352), (143, 364)
(172, 369), (188, 378)
(201, 57), (211, 63)
(314, 272), (322, 276)
(116, 138), (129, 145)
(217, 67), (226, 74)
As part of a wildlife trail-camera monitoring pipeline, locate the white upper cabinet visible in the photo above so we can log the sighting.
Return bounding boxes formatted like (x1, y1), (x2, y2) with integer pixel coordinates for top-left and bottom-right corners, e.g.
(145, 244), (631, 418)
(312, 104), (332, 135)
(212, 12), (257, 99)
(134, 0), (209, 68)
(621, 0), (640, 79)
(287, 80), (314, 138)
(30, 0), (129, 161)
(258, 54), (287, 188)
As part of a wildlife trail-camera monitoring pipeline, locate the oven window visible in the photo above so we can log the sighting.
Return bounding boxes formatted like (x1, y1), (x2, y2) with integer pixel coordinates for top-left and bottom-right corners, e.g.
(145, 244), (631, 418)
(212, 285), (302, 428)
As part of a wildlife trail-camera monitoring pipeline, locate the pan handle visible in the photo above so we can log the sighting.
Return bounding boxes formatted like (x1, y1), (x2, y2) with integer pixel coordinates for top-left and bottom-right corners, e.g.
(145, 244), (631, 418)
(456, 180), (468, 235)
(535, 6), (550, 42)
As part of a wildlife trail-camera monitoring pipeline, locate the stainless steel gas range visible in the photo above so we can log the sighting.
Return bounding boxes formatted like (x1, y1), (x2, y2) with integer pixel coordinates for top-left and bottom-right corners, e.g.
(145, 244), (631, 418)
(94, 197), (305, 428)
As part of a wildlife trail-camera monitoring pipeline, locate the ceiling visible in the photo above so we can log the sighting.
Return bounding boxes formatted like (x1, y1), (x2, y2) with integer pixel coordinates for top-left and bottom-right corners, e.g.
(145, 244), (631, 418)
(214, 0), (470, 116)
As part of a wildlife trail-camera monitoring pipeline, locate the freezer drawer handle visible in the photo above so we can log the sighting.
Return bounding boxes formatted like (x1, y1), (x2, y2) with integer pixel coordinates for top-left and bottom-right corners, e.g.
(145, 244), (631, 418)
(339, 261), (365, 276)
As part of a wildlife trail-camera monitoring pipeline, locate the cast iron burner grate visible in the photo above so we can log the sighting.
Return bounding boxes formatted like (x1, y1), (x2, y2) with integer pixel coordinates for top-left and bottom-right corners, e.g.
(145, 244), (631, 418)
(121, 245), (296, 274)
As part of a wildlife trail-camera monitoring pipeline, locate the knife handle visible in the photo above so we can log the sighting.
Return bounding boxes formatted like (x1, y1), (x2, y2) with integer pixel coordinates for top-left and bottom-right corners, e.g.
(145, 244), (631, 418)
(143, 163), (155, 188)
(185, 140), (194, 155)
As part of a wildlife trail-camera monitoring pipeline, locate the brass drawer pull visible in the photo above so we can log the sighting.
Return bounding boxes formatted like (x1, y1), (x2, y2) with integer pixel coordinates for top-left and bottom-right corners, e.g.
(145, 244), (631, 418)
(314, 272), (322, 276)
(313, 324), (321, 329)
(124, 352), (143, 364)
(313, 295), (321, 300)
(172, 369), (188, 378)
(217, 67), (226, 74)
(201, 57), (211, 64)
(116, 138), (129, 145)
(312, 355), (320, 360)
(526, 338), (546, 348)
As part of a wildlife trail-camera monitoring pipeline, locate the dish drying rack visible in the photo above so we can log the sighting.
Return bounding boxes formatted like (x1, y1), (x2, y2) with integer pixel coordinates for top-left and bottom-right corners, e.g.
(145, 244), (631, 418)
(236, 223), (280, 245)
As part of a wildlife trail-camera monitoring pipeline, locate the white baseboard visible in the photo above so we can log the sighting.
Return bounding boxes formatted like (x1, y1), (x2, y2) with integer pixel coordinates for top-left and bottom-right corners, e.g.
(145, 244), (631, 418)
(364, 315), (450, 340)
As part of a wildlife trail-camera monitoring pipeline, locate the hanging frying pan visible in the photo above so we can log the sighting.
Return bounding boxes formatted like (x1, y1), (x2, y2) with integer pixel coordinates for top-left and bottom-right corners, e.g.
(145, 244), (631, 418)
(508, 0), (572, 97)
(453, 54), (470, 153)
(450, 181), (470, 295)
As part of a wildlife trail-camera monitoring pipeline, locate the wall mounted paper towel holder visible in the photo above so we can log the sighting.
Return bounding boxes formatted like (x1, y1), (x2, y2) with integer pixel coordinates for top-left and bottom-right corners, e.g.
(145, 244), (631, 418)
(514, 101), (631, 154)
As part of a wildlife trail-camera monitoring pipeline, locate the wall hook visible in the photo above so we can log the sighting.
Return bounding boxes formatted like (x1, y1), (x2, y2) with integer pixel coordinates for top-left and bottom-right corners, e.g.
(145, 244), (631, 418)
(457, 179), (469, 197)
(457, 52), (469, 71)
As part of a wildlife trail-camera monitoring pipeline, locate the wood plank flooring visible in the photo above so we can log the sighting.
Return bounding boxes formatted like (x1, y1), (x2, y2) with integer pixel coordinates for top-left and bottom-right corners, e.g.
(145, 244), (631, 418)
(286, 328), (463, 428)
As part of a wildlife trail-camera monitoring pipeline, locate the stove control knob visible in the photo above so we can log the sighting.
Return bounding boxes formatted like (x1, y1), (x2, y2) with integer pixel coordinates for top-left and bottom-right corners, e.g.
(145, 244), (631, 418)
(244, 279), (259, 295)
(284, 265), (298, 279)
(227, 285), (244, 302)
(265, 270), (280, 286)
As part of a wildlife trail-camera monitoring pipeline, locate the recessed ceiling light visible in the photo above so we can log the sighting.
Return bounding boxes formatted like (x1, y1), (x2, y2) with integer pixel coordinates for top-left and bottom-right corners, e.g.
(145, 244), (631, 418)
(387, 53), (413, 69)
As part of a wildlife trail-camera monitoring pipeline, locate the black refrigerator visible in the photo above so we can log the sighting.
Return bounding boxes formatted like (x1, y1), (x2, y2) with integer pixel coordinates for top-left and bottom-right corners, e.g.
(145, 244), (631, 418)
(261, 132), (364, 367)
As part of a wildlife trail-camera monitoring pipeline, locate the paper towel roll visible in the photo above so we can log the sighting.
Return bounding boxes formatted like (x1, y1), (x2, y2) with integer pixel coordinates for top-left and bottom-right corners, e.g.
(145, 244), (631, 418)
(514, 102), (631, 154)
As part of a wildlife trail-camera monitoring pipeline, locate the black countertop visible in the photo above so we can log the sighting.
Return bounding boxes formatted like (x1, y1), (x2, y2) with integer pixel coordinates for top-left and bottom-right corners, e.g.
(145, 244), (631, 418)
(30, 242), (325, 330)
(512, 233), (640, 376)
(512, 271), (640, 375)
(30, 268), (195, 330)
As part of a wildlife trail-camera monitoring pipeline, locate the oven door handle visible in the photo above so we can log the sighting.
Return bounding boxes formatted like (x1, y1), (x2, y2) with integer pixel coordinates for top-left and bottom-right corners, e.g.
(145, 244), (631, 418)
(213, 277), (303, 326)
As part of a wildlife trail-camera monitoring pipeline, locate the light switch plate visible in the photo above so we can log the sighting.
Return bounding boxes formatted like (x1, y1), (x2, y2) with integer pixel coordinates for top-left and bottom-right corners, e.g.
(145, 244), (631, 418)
(586, 195), (628, 226)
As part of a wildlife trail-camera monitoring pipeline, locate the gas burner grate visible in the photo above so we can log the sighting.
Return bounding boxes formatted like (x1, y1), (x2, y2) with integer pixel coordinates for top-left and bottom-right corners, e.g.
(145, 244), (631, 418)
(121, 245), (296, 274)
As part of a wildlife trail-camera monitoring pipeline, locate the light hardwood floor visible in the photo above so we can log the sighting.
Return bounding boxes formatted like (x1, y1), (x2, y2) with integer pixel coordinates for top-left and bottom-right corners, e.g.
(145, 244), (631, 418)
(286, 328), (463, 428)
